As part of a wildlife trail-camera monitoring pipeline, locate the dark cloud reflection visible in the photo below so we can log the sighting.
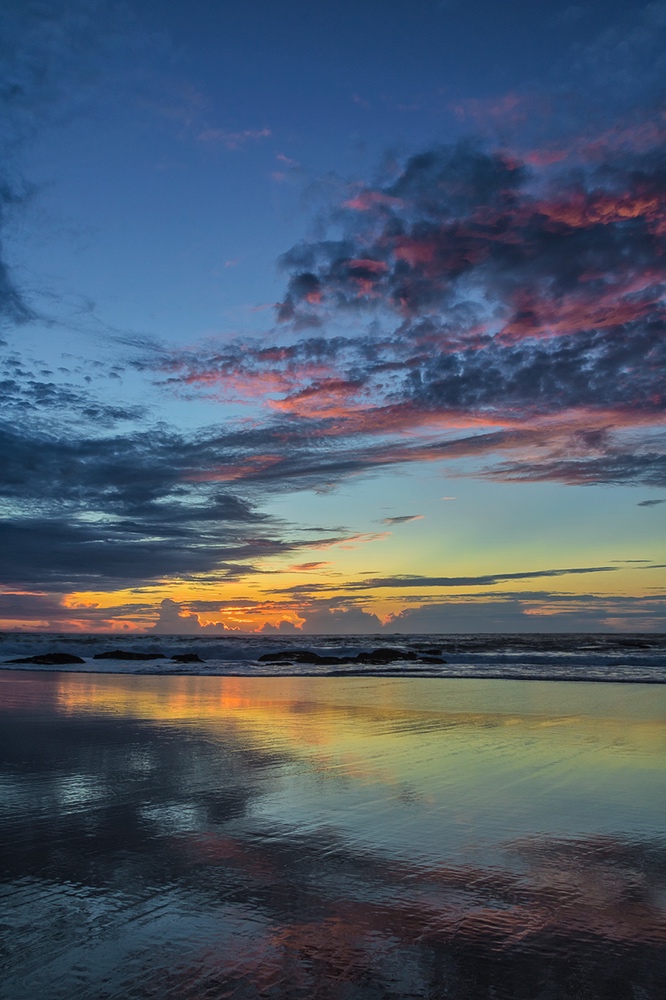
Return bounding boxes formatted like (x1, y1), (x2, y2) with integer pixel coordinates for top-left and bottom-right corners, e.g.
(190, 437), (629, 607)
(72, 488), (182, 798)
(2, 673), (665, 999)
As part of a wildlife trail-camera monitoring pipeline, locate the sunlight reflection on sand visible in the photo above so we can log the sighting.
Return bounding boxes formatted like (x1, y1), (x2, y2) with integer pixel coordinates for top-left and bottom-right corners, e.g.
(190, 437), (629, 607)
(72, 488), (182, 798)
(1, 671), (664, 999)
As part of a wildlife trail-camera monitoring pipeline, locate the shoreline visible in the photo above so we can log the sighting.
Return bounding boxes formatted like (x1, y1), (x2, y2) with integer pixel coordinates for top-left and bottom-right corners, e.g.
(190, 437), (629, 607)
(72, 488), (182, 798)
(2, 632), (664, 684)
(2, 662), (666, 682)
(0, 662), (666, 685)
(2, 663), (666, 684)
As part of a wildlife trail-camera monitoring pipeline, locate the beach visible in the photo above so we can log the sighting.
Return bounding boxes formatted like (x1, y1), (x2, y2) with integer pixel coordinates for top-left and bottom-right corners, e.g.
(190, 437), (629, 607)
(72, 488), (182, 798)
(3, 3), (666, 998)
(1, 669), (665, 999)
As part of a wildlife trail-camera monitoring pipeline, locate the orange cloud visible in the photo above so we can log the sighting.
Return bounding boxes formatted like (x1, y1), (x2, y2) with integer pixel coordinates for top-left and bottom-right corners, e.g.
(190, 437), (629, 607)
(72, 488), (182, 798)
(288, 562), (332, 572)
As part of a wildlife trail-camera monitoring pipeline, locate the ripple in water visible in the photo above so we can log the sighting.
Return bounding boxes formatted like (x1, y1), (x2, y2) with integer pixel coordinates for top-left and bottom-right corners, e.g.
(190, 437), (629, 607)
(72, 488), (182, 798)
(1, 671), (665, 999)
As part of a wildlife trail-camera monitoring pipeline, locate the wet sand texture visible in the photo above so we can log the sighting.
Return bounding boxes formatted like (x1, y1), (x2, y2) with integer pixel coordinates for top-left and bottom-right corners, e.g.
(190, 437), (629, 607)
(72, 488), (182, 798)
(1, 672), (665, 999)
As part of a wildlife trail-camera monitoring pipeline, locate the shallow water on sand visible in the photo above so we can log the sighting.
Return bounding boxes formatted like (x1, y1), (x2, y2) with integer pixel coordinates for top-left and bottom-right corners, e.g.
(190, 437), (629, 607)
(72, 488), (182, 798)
(1, 672), (665, 999)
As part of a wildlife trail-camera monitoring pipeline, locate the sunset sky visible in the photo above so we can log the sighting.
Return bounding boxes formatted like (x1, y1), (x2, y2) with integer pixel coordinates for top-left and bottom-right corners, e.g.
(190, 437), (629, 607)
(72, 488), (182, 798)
(1, 0), (665, 633)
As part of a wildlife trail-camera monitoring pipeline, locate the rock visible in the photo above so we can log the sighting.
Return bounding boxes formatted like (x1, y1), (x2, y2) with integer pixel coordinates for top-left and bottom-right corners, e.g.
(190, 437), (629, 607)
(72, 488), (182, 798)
(416, 656), (446, 664)
(354, 648), (418, 664)
(93, 650), (166, 660)
(258, 649), (342, 665)
(258, 647), (429, 667)
(258, 650), (305, 663)
(7, 652), (85, 665)
(171, 653), (204, 663)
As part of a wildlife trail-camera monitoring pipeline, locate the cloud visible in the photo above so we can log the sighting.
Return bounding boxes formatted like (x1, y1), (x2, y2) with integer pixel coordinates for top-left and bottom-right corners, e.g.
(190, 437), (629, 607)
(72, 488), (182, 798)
(159, 127), (666, 490)
(1, 383), (428, 590)
(150, 598), (229, 634)
(288, 561), (332, 571)
(276, 139), (666, 354)
(258, 619), (299, 633)
(0, 515), (273, 590)
(0, 410), (305, 588)
(340, 565), (619, 592)
(0, 590), (157, 630)
(637, 497), (666, 507)
(297, 605), (383, 635)
(383, 592), (666, 633)
(2, 584), (664, 634)
(6, 126), (666, 588)
(2, 1), (665, 612)
(487, 443), (666, 487)
(0, 365), (145, 427)
(380, 514), (424, 525)
(268, 566), (621, 601)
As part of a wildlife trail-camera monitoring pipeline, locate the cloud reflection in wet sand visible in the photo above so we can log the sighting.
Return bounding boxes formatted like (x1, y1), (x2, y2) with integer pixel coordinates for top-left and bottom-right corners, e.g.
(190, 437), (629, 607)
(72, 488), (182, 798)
(1, 671), (664, 999)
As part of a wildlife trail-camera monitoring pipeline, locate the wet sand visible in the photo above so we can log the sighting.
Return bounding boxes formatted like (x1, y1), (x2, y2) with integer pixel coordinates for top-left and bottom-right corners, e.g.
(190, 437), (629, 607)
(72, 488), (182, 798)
(1, 671), (665, 999)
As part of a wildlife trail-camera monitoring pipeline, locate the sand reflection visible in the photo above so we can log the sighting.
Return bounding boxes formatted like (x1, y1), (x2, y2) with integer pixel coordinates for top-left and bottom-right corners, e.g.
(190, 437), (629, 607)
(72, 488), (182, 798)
(1, 671), (664, 999)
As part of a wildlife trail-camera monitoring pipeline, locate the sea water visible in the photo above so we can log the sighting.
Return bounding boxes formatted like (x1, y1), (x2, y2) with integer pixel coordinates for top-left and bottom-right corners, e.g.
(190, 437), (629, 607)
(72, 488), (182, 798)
(1, 630), (665, 681)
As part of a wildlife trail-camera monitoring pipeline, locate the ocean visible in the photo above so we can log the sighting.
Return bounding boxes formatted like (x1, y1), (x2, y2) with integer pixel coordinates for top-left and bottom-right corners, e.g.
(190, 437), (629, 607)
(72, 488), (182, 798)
(1, 630), (665, 681)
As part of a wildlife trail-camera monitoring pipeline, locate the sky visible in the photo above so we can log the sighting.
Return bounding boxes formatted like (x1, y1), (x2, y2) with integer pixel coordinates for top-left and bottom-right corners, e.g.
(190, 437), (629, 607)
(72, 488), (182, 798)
(0, 0), (665, 634)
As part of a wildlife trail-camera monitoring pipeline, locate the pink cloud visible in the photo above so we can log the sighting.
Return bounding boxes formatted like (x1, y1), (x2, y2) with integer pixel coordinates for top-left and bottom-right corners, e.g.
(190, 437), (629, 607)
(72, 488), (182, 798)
(343, 191), (403, 211)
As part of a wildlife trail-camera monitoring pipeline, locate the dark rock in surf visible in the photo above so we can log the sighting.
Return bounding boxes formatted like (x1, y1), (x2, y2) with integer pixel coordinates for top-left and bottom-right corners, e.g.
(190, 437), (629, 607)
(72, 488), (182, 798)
(257, 647), (443, 668)
(354, 648), (418, 664)
(258, 650), (316, 663)
(93, 650), (166, 660)
(258, 649), (343, 665)
(7, 652), (85, 665)
(171, 653), (204, 663)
